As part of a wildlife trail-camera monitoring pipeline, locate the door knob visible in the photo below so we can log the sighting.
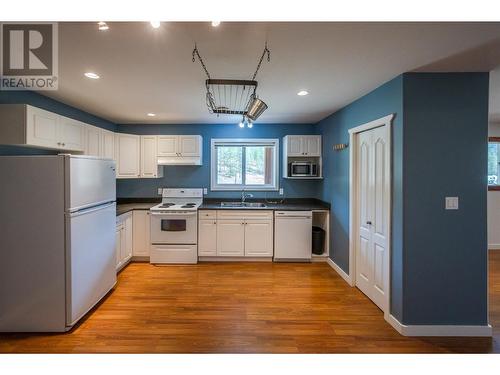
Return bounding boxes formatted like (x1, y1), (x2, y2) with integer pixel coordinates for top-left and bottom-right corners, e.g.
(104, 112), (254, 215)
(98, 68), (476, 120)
(366, 221), (372, 225)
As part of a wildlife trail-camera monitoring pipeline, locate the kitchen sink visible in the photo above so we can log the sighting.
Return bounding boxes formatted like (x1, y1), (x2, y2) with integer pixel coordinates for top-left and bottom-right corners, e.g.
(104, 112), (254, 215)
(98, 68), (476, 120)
(220, 202), (267, 208)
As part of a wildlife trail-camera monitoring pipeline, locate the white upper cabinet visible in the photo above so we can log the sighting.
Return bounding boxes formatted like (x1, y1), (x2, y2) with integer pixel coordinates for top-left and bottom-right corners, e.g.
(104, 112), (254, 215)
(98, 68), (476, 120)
(85, 125), (101, 157)
(157, 136), (178, 157)
(179, 135), (201, 156)
(157, 135), (202, 165)
(285, 135), (321, 157)
(115, 133), (141, 178)
(304, 135), (321, 157)
(58, 117), (85, 152)
(0, 104), (84, 152)
(287, 136), (303, 156)
(26, 106), (60, 149)
(140, 136), (163, 178)
(101, 129), (115, 160)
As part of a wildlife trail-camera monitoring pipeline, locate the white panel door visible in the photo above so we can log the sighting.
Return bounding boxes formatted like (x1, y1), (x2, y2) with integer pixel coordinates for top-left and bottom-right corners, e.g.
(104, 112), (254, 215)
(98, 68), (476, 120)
(198, 219), (217, 256)
(141, 136), (159, 177)
(304, 136), (321, 156)
(116, 134), (140, 178)
(101, 130), (115, 160)
(26, 106), (59, 149)
(132, 210), (150, 257)
(217, 220), (245, 256)
(157, 136), (178, 156)
(179, 135), (200, 156)
(244, 220), (273, 257)
(287, 136), (304, 156)
(58, 117), (85, 151)
(86, 126), (101, 156)
(355, 125), (389, 312)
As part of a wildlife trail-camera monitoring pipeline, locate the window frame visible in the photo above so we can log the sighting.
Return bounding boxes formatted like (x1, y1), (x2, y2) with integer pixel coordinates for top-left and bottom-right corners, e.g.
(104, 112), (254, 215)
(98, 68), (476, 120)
(210, 138), (280, 191)
(489, 136), (500, 191)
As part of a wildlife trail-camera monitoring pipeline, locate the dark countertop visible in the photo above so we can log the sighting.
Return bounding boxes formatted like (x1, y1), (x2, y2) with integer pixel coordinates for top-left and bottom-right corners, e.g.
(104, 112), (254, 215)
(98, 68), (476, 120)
(116, 198), (330, 216)
(199, 198), (330, 211)
(116, 198), (160, 216)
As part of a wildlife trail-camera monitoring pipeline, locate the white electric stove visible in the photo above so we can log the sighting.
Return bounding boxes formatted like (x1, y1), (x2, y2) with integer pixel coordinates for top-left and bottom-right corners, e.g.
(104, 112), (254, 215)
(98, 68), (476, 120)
(149, 188), (203, 264)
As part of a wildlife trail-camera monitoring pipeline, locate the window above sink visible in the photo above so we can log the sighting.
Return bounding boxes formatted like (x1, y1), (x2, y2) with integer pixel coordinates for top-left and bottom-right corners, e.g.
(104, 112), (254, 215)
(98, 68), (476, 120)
(210, 138), (279, 191)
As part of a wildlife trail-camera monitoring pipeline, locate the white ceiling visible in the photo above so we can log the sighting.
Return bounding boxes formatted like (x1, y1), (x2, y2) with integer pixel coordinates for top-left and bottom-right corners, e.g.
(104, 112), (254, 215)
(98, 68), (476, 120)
(44, 22), (500, 124)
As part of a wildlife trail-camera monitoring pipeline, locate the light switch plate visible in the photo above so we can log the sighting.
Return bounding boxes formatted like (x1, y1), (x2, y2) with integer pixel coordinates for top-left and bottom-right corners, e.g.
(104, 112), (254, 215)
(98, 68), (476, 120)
(157, 188), (163, 196)
(445, 197), (459, 210)
(203, 188), (208, 195)
(279, 188), (284, 195)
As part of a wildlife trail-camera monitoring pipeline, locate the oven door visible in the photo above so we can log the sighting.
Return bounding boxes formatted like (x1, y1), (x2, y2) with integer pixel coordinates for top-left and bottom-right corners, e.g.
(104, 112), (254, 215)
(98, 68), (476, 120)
(150, 211), (198, 244)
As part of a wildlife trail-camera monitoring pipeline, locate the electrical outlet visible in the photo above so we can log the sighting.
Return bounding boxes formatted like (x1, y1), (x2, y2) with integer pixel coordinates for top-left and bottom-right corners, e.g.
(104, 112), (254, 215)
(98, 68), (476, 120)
(445, 197), (459, 210)
(157, 188), (163, 196)
(279, 188), (284, 195)
(203, 188), (208, 195)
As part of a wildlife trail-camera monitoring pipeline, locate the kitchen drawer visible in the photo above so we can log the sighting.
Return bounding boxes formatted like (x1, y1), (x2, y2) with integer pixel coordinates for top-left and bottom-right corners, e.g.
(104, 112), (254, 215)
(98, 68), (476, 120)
(199, 210), (217, 220)
(216, 210), (273, 220)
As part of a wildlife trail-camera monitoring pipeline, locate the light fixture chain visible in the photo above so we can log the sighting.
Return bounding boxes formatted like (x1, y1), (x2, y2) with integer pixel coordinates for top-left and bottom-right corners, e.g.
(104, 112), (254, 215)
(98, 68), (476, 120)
(192, 45), (211, 79)
(251, 42), (270, 81)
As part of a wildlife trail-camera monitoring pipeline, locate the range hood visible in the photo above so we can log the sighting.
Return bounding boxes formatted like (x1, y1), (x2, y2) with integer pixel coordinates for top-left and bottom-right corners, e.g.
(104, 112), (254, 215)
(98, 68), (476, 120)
(157, 156), (202, 166)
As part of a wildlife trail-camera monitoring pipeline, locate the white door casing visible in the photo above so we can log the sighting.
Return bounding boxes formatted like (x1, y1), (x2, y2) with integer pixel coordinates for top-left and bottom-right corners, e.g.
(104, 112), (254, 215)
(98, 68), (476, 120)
(348, 114), (393, 316)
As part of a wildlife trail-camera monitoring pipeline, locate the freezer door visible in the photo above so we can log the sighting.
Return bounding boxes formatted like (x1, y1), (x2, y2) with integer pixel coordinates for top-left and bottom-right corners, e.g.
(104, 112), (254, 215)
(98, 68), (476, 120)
(66, 156), (116, 212)
(66, 202), (117, 327)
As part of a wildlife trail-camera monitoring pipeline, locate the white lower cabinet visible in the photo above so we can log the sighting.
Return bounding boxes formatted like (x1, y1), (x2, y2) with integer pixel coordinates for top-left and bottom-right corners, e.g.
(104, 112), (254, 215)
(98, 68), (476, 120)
(198, 219), (217, 256)
(132, 210), (151, 257)
(199, 210), (274, 258)
(217, 219), (246, 256)
(244, 219), (273, 256)
(116, 212), (133, 271)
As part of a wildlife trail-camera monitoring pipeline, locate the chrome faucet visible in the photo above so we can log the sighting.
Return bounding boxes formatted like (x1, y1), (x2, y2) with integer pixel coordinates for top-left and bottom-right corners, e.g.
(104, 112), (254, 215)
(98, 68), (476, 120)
(241, 191), (254, 203)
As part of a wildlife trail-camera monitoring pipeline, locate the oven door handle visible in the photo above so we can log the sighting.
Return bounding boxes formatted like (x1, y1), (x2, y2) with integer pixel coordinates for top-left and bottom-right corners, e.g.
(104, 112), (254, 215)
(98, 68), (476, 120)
(150, 211), (198, 216)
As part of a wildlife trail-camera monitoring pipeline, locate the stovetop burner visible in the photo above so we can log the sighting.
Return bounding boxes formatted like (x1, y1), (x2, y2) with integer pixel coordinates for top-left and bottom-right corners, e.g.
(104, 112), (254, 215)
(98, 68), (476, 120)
(160, 203), (175, 208)
(181, 204), (196, 208)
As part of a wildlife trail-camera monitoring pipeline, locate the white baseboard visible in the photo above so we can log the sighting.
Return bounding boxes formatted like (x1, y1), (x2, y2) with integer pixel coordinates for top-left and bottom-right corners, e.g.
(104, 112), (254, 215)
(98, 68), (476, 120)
(326, 258), (353, 285)
(385, 314), (492, 337)
(198, 257), (273, 262)
(489, 244), (500, 250)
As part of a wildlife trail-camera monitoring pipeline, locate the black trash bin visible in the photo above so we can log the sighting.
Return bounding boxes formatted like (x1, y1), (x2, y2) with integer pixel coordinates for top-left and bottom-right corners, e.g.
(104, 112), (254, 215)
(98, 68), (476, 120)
(312, 226), (325, 255)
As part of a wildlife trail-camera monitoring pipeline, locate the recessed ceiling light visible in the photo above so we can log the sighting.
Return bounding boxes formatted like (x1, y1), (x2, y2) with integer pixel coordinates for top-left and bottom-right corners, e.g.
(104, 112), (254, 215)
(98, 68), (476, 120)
(211, 21), (221, 27)
(147, 113), (156, 117)
(97, 22), (109, 31)
(297, 90), (309, 96)
(150, 21), (161, 29)
(84, 72), (100, 79)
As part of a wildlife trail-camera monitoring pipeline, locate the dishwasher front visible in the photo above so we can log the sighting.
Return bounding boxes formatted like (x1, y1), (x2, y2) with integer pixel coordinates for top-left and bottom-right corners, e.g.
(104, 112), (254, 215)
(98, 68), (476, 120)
(274, 211), (313, 261)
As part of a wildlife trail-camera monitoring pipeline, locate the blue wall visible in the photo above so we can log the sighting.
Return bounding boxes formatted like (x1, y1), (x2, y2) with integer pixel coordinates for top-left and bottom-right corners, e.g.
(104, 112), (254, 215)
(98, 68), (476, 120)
(402, 73), (489, 325)
(117, 123), (321, 199)
(316, 76), (405, 319)
(0, 90), (116, 156)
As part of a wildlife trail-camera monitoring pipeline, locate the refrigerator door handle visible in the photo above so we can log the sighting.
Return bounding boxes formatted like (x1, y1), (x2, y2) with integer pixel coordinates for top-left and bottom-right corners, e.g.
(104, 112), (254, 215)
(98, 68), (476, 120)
(68, 202), (116, 218)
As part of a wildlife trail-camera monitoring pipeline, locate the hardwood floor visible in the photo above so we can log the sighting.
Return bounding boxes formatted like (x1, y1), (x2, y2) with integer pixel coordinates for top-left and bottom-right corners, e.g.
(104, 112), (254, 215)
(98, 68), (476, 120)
(1, 253), (500, 353)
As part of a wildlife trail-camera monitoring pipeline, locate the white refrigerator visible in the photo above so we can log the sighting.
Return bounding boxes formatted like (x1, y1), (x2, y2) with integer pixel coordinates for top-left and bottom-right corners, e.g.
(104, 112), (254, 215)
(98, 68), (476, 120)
(0, 155), (117, 332)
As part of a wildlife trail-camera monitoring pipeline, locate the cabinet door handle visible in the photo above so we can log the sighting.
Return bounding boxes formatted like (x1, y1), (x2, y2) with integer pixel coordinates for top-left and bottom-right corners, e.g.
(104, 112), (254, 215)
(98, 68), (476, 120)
(213, 221), (216, 224)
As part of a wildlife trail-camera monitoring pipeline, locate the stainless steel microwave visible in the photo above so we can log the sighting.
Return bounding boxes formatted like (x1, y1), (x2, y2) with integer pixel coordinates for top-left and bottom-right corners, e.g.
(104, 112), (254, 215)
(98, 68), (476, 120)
(289, 161), (318, 177)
